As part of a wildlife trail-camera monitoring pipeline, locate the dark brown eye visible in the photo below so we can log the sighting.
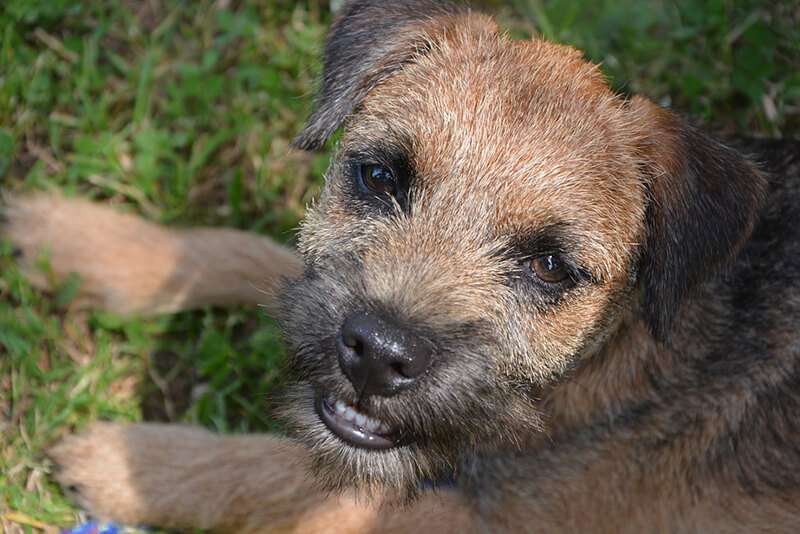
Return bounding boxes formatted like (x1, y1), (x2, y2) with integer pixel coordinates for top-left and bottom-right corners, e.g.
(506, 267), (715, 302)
(528, 255), (570, 284)
(360, 164), (396, 196)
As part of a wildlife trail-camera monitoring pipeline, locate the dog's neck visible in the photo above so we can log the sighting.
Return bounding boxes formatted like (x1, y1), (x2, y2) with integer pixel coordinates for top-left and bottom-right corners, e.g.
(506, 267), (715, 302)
(535, 317), (662, 440)
(531, 281), (732, 450)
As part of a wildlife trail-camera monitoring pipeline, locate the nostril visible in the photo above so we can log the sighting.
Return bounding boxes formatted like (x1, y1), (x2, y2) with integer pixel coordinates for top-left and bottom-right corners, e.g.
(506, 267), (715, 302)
(342, 332), (356, 347)
(340, 326), (366, 357)
(389, 361), (406, 376)
(392, 348), (431, 380)
(341, 331), (356, 347)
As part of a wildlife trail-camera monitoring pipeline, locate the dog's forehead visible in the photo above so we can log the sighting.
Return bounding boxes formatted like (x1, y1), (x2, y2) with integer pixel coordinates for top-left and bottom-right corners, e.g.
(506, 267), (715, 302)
(350, 32), (646, 258)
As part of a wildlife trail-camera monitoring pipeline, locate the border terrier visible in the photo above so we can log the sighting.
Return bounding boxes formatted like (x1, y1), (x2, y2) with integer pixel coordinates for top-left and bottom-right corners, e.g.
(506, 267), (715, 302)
(4, 0), (800, 532)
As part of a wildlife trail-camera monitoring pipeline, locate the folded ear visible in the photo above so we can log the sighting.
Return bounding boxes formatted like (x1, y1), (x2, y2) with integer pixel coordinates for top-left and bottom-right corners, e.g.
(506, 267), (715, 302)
(292, 0), (478, 151)
(629, 96), (768, 341)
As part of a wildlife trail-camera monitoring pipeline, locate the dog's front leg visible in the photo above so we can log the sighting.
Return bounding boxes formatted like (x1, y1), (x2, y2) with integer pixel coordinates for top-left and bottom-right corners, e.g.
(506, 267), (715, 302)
(1, 194), (301, 315)
(50, 422), (478, 534)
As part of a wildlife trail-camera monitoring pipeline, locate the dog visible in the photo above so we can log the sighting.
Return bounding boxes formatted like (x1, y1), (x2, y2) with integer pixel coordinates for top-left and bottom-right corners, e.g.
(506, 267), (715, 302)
(4, 0), (800, 532)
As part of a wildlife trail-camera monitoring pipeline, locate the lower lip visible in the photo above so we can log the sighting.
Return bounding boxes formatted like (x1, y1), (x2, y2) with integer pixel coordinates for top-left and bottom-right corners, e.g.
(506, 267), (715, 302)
(315, 395), (398, 450)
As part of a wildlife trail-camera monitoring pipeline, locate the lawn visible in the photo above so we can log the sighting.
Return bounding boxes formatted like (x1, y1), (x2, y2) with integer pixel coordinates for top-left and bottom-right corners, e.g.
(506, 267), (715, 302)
(1, 1), (798, 532)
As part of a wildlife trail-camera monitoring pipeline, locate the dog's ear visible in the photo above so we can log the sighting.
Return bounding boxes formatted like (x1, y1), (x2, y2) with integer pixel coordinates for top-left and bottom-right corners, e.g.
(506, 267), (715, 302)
(292, 0), (472, 151)
(629, 96), (767, 342)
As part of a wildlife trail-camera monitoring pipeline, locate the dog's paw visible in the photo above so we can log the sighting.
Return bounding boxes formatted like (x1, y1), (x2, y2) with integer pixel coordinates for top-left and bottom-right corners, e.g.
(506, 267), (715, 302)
(1, 194), (59, 289)
(49, 422), (150, 524)
(50, 422), (236, 530)
(0, 193), (118, 310)
(0, 193), (177, 314)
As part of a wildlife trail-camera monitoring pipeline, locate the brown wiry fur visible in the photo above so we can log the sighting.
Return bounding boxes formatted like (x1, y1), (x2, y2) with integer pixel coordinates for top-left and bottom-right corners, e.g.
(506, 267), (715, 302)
(4, 0), (800, 532)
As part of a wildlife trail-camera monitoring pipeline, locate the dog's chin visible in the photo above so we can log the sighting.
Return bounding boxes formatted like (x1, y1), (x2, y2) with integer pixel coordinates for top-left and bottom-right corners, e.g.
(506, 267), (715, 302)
(276, 382), (460, 500)
(276, 381), (544, 501)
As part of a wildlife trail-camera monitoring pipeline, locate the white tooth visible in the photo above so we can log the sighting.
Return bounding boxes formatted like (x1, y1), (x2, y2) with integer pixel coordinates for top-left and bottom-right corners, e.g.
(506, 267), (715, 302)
(355, 413), (367, 428)
(329, 397), (392, 434)
(344, 407), (358, 422)
(365, 418), (380, 432)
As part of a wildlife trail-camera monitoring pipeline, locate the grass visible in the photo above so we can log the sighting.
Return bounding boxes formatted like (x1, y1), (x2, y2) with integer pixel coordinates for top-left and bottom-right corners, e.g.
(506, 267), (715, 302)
(502, 0), (800, 136)
(0, 1), (798, 533)
(1, 1), (331, 532)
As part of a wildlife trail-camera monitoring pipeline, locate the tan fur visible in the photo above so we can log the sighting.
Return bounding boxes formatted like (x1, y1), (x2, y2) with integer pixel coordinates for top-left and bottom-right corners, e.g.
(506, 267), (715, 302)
(49, 423), (478, 534)
(2, 194), (301, 315)
(3, 1), (797, 532)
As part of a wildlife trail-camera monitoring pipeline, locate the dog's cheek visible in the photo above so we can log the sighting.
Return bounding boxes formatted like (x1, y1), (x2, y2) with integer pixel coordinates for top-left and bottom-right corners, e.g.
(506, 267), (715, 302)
(497, 284), (630, 384)
(294, 201), (361, 266)
(278, 267), (353, 378)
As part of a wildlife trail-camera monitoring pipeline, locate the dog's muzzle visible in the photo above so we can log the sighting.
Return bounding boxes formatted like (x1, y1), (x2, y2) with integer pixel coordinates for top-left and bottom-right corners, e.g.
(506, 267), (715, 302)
(315, 311), (433, 449)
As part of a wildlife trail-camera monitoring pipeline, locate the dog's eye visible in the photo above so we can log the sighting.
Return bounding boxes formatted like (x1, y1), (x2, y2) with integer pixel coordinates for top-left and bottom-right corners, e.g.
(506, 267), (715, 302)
(359, 164), (397, 196)
(527, 255), (570, 284)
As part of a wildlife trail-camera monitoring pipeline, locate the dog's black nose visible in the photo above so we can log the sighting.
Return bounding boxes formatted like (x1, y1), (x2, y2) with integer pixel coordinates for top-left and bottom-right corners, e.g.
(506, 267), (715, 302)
(337, 312), (433, 396)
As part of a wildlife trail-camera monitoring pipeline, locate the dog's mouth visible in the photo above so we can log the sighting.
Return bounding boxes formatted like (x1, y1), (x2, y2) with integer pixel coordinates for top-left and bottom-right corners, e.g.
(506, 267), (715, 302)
(316, 393), (402, 449)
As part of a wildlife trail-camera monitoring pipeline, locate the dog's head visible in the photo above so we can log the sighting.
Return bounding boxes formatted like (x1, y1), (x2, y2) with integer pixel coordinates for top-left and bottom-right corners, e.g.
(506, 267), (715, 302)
(279, 0), (766, 498)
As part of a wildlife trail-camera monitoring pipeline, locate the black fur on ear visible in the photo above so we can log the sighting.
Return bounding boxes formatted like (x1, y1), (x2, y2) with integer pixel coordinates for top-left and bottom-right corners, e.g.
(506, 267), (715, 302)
(629, 96), (768, 342)
(291, 0), (465, 151)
